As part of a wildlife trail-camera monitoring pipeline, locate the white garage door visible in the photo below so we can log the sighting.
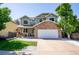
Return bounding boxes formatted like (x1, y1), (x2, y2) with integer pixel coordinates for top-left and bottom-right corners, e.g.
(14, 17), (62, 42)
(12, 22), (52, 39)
(38, 29), (59, 38)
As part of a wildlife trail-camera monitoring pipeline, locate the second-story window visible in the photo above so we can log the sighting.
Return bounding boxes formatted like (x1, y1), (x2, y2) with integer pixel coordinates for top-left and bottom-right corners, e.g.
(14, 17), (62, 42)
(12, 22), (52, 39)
(50, 18), (54, 21)
(40, 19), (42, 22)
(43, 18), (46, 20)
(24, 20), (28, 24)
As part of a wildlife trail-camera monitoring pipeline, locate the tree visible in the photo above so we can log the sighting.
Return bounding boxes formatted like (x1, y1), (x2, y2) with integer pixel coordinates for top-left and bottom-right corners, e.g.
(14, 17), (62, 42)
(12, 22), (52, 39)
(55, 3), (78, 39)
(75, 18), (79, 32)
(0, 7), (11, 31)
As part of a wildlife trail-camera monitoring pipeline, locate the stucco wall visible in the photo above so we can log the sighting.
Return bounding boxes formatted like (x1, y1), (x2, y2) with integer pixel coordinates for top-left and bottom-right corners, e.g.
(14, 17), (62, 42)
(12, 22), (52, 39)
(0, 21), (18, 36)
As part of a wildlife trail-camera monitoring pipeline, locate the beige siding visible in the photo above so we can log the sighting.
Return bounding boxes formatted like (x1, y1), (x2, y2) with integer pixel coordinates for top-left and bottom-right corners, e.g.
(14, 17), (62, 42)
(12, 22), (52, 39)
(0, 21), (18, 36)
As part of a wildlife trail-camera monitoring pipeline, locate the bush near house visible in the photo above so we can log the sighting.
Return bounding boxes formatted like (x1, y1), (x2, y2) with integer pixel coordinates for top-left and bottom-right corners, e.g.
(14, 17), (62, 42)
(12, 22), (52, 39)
(0, 32), (16, 40)
(0, 39), (37, 51)
(0, 36), (8, 40)
(70, 32), (79, 40)
(70, 23), (79, 40)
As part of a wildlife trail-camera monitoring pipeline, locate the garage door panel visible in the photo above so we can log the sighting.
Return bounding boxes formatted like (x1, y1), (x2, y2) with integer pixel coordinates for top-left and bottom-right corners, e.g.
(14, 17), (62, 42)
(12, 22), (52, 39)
(38, 29), (58, 38)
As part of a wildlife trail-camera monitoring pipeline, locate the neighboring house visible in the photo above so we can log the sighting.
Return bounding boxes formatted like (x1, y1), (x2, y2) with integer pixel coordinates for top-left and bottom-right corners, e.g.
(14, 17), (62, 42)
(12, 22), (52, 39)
(0, 21), (18, 37)
(16, 13), (62, 38)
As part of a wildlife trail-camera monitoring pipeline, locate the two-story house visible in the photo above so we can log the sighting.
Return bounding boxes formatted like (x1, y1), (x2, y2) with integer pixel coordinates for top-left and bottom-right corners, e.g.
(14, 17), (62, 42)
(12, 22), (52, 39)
(16, 13), (61, 38)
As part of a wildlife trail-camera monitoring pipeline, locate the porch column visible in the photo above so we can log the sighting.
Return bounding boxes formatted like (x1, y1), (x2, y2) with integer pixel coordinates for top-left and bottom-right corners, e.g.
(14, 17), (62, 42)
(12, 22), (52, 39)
(27, 29), (29, 37)
(21, 28), (23, 33)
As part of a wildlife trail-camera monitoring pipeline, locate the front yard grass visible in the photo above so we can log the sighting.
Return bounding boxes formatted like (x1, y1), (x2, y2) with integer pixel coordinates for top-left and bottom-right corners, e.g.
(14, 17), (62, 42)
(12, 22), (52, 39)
(0, 39), (37, 51)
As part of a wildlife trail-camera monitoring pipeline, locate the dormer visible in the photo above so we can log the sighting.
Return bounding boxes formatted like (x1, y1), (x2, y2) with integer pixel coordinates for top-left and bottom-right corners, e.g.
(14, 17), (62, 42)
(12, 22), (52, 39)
(36, 13), (58, 23)
(46, 13), (58, 22)
(20, 15), (31, 26)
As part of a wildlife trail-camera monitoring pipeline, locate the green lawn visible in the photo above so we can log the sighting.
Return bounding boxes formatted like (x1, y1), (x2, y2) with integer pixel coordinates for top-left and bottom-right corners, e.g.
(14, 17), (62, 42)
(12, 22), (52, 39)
(0, 39), (37, 51)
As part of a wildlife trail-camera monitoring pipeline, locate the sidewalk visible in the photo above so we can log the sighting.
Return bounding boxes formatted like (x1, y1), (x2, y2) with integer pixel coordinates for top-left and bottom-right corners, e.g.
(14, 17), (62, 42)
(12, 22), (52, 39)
(0, 51), (16, 55)
(15, 38), (39, 42)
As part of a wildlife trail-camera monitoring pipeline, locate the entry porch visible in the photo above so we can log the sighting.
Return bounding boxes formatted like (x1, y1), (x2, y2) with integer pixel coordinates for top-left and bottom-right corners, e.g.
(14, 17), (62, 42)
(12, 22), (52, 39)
(16, 26), (34, 38)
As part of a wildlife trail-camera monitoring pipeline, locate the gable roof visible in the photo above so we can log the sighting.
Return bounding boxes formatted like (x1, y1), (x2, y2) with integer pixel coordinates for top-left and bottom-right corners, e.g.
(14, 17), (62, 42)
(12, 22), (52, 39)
(15, 13), (58, 26)
(33, 20), (59, 27)
(8, 21), (17, 24)
(20, 15), (30, 19)
(17, 20), (59, 28)
(36, 13), (58, 18)
(16, 13), (58, 21)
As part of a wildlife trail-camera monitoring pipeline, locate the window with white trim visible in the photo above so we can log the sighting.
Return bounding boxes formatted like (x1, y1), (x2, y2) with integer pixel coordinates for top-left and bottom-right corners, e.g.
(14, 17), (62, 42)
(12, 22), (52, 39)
(24, 20), (28, 24)
(50, 18), (54, 21)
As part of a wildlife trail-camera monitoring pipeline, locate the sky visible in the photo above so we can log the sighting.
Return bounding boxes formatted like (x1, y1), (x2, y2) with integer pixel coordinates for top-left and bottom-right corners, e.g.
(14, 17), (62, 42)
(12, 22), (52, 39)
(1, 3), (79, 20)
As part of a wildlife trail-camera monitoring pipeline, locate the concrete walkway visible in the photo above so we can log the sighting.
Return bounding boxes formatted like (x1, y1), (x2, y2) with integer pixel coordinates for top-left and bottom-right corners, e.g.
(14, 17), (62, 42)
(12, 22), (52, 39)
(15, 38), (39, 42)
(36, 40), (79, 55)
(0, 46), (37, 55)
(0, 51), (16, 55)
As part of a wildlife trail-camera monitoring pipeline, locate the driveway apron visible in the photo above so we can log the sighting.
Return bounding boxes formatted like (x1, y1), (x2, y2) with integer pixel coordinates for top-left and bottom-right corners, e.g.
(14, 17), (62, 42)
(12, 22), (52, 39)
(36, 40), (79, 55)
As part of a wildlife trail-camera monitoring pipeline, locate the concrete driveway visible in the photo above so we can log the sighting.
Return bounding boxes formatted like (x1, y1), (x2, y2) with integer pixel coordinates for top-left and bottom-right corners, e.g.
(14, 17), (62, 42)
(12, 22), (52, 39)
(36, 40), (79, 55)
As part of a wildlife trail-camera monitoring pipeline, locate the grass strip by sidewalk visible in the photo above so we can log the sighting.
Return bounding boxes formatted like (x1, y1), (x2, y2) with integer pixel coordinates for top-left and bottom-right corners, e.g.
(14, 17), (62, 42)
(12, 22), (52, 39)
(0, 39), (37, 51)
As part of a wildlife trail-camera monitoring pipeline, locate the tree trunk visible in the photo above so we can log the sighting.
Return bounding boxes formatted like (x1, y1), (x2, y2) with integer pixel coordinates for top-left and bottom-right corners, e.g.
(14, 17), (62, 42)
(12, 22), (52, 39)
(67, 34), (70, 39)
